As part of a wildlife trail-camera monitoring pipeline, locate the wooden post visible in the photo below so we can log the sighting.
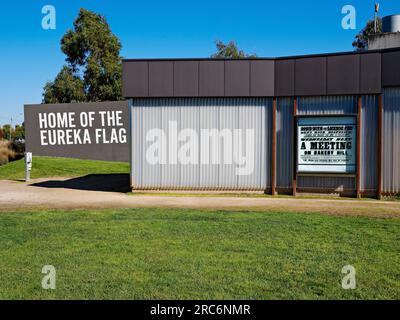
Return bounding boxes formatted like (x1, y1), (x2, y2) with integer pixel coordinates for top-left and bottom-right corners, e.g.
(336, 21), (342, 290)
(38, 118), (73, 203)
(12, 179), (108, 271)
(271, 97), (277, 195)
(293, 97), (297, 196)
(356, 96), (362, 199)
(377, 94), (383, 200)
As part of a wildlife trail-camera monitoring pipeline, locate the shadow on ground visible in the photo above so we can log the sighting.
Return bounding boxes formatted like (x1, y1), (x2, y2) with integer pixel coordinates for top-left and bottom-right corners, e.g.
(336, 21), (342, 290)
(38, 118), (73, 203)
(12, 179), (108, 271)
(31, 174), (131, 193)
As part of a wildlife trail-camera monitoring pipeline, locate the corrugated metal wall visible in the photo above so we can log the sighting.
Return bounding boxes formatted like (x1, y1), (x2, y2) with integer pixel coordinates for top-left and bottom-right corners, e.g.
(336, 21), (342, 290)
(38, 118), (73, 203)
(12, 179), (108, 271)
(361, 95), (378, 193)
(131, 98), (272, 190)
(297, 95), (357, 115)
(297, 175), (355, 192)
(297, 96), (358, 193)
(383, 88), (400, 194)
(130, 93), (399, 195)
(276, 97), (293, 190)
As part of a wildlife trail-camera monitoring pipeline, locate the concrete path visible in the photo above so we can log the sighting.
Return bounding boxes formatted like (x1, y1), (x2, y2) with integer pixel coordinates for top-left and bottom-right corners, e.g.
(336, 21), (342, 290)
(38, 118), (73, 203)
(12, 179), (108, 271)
(0, 178), (399, 217)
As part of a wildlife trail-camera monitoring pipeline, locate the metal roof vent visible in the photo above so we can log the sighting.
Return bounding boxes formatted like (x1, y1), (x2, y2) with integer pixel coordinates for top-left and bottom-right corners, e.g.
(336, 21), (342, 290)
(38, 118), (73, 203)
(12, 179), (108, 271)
(382, 14), (400, 33)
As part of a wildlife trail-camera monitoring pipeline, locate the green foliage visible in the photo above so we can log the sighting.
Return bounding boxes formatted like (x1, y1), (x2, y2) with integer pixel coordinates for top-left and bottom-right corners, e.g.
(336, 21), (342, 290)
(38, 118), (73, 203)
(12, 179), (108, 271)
(0, 123), (25, 142)
(211, 40), (257, 59)
(352, 18), (382, 51)
(43, 66), (86, 103)
(13, 123), (25, 140)
(0, 208), (399, 299)
(0, 156), (129, 180)
(0, 141), (15, 165)
(43, 8), (123, 103)
(1, 124), (11, 140)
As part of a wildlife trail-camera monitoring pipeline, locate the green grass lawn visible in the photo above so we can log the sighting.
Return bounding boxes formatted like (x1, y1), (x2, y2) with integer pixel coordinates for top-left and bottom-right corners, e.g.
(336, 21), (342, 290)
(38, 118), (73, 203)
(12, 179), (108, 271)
(0, 156), (129, 180)
(0, 208), (398, 299)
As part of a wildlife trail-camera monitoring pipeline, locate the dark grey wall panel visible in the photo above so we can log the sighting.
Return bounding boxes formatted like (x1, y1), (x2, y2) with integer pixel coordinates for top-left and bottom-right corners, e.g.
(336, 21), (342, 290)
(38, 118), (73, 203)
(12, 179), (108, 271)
(382, 87), (400, 194)
(275, 59), (295, 96)
(295, 57), (327, 96)
(327, 55), (360, 95)
(24, 101), (129, 162)
(382, 51), (400, 87)
(122, 48), (400, 98)
(360, 53), (381, 93)
(173, 61), (199, 96)
(122, 61), (148, 97)
(199, 61), (225, 96)
(297, 95), (357, 115)
(224, 60), (250, 96)
(361, 95), (378, 192)
(297, 176), (355, 192)
(148, 61), (173, 97)
(250, 60), (275, 96)
(276, 97), (293, 188)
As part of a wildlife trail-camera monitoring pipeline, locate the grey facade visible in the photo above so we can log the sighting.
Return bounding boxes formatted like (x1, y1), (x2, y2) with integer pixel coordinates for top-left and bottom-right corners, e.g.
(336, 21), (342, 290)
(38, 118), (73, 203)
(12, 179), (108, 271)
(369, 33), (400, 51)
(23, 47), (400, 196)
(122, 49), (400, 98)
(382, 88), (400, 195)
(276, 97), (293, 192)
(360, 95), (379, 193)
(24, 101), (130, 162)
(130, 98), (272, 190)
(123, 48), (400, 196)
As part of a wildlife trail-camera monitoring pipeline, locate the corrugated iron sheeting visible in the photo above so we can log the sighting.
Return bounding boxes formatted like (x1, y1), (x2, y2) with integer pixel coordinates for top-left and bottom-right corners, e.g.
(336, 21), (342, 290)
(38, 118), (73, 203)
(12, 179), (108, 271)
(130, 94), (398, 195)
(131, 98), (272, 190)
(297, 175), (355, 192)
(297, 95), (357, 115)
(383, 88), (400, 194)
(361, 95), (378, 192)
(276, 97), (293, 188)
(296, 96), (358, 192)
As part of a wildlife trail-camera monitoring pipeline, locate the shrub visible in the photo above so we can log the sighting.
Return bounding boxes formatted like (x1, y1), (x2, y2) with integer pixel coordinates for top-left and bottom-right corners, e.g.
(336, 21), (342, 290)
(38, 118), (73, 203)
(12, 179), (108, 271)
(0, 140), (16, 165)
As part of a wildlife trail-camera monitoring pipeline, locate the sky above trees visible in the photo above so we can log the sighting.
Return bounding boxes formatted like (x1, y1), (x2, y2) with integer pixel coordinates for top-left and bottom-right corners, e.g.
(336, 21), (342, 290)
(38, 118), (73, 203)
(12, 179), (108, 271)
(0, 0), (399, 123)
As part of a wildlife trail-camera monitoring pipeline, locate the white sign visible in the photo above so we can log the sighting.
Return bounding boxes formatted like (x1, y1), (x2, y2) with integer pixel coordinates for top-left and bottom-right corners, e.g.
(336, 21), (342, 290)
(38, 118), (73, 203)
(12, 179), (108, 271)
(297, 116), (356, 173)
(37, 111), (127, 146)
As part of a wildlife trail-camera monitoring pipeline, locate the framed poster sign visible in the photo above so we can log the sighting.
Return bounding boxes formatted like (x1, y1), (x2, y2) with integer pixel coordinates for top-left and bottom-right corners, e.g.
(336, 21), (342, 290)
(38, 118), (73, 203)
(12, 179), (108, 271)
(297, 116), (356, 173)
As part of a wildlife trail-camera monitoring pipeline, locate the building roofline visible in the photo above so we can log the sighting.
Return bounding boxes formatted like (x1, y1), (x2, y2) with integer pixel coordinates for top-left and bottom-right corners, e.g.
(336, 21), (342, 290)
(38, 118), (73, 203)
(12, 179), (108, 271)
(122, 47), (400, 62)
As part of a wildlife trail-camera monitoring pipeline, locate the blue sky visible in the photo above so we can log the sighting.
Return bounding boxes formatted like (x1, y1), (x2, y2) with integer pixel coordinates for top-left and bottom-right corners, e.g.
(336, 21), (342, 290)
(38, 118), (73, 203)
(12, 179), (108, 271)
(0, 0), (398, 125)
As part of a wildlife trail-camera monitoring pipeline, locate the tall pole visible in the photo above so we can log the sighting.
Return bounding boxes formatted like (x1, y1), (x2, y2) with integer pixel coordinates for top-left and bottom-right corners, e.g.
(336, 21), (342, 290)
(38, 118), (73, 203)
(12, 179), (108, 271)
(374, 3), (380, 33)
(10, 117), (12, 141)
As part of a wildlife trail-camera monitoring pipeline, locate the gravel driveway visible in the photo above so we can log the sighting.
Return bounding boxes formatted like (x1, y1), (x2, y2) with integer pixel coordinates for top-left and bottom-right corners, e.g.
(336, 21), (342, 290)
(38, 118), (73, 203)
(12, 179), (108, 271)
(0, 178), (399, 217)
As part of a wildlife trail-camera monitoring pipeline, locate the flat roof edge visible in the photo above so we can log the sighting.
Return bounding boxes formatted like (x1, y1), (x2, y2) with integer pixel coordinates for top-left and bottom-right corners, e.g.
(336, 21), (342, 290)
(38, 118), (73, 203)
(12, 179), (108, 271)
(122, 47), (400, 62)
